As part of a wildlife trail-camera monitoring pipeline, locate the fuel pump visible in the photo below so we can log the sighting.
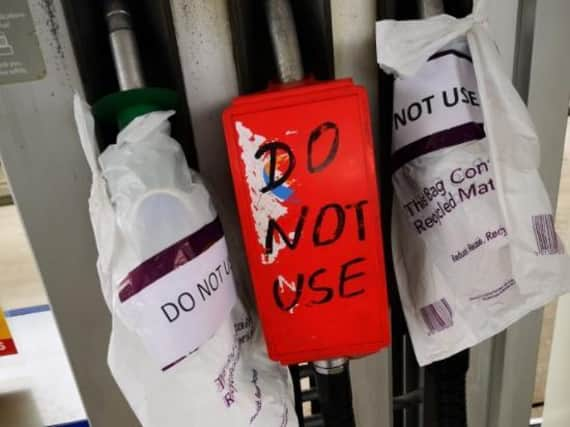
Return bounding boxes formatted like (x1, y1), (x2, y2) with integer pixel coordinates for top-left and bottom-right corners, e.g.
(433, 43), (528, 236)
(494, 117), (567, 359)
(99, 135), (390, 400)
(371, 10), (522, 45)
(379, 0), (563, 424)
(223, 0), (391, 425)
(92, 0), (177, 128)
(386, 2), (471, 426)
(74, 1), (297, 425)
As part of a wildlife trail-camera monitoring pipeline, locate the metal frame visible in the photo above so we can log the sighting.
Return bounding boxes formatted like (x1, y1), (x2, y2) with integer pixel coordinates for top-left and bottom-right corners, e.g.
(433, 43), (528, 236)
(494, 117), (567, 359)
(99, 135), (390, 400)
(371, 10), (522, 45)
(527, 2), (570, 423)
(467, 2), (541, 427)
(330, 1), (393, 426)
(168, 0), (255, 313)
(469, 1), (570, 427)
(0, 0), (138, 425)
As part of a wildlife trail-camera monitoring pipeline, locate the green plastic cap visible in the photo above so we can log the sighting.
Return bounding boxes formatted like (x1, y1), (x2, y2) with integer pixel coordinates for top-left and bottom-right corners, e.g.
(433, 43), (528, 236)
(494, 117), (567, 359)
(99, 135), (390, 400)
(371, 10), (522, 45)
(93, 87), (178, 129)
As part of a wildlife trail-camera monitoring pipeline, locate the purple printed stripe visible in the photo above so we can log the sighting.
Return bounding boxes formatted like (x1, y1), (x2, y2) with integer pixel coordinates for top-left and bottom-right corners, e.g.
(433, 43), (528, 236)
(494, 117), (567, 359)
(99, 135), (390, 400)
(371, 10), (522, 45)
(392, 122), (485, 173)
(118, 218), (224, 303)
(162, 355), (187, 372)
(429, 49), (473, 63)
(161, 348), (199, 372)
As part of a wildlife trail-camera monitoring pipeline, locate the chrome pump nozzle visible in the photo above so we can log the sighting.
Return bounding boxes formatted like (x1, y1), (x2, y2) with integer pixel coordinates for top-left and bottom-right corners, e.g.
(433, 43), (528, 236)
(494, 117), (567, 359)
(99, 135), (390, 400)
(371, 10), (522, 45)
(265, 0), (305, 84)
(105, 0), (145, 91)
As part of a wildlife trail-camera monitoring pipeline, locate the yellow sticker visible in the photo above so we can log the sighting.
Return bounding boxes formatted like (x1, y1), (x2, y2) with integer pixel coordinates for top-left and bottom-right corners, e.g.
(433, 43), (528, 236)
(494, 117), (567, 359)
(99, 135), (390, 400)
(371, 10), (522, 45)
(0, 311), (11, 339)
(0, 310), (17, 355)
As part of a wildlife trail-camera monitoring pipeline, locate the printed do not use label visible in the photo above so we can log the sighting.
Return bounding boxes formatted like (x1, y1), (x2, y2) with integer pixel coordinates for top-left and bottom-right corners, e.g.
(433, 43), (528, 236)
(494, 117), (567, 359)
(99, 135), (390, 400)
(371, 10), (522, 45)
(118, 238), (238, 370)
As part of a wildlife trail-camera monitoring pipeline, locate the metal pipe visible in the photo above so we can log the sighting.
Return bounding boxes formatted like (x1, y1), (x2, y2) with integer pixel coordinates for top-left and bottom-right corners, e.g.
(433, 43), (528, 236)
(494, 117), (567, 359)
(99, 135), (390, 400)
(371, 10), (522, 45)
(419, 0), (445, 18)
(265, 0), (304, 83)
(313, 357), (348, 375)
(105, 0), (145, 90)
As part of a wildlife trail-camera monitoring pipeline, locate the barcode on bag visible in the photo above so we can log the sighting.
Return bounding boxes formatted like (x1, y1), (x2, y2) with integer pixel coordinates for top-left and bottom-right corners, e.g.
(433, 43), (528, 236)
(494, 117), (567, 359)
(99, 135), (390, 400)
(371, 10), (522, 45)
(532, 214), (563, 255)
(420, 298), (453, 334)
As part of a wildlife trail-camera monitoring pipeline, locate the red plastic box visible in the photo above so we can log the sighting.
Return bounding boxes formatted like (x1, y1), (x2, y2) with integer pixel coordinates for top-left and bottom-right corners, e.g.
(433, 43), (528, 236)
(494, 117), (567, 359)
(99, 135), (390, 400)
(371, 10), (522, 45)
(223, 79), (390, 364)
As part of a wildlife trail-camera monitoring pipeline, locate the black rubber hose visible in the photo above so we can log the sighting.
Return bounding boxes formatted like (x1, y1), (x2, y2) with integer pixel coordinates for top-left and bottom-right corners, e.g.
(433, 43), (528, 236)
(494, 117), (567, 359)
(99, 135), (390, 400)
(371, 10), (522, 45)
(314, 366), (356, 427)
(289, 365), (305, 426)
(420, 1), (472, 425)
(429, 349), (470, 427)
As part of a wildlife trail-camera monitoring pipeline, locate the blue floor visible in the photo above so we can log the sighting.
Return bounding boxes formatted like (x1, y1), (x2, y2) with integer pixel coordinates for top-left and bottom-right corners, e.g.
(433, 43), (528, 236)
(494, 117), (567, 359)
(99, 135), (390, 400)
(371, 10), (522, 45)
(48, 421), (90, 427)
(5, 304), (51, 317)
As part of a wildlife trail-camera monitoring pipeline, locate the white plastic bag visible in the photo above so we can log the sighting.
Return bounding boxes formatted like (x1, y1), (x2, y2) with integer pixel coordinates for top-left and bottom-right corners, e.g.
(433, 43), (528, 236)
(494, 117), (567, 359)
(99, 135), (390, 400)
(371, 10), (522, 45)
(74, 94), (297, 426)
(376, 7), (570, 366)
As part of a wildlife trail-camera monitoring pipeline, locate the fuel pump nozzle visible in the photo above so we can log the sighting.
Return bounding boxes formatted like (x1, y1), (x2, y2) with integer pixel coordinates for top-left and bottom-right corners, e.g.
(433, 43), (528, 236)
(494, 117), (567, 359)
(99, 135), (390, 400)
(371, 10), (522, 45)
(266, 0), (304, 84)
(265, 1), (355, 425)
(93, 0), (176, 128)
(105, 0), (145, 91)
(417, 2), (470, 427)
(266, 0), (349, 376)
